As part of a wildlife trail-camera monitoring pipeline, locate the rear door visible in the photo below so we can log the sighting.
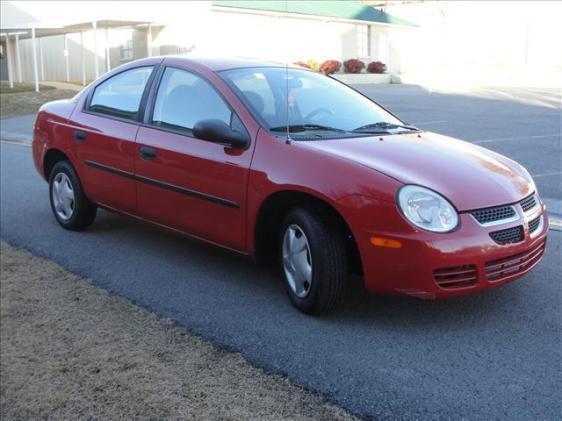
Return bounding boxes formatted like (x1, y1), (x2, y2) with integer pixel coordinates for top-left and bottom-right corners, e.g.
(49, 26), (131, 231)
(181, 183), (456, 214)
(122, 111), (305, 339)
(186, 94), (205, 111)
(71, 66), (155, 214)
(134, 66), (254, 251)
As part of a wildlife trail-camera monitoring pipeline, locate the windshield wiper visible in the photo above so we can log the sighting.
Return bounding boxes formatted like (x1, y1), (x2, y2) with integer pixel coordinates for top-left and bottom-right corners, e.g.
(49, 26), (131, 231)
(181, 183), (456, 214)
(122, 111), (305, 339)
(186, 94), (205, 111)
(270, 124), (347, 133)
(352, 122), (419, 133)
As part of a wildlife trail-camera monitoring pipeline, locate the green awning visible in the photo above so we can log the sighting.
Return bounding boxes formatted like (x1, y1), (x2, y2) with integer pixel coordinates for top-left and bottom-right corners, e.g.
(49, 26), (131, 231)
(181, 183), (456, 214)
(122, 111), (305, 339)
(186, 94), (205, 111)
(213, 1), (417, 27)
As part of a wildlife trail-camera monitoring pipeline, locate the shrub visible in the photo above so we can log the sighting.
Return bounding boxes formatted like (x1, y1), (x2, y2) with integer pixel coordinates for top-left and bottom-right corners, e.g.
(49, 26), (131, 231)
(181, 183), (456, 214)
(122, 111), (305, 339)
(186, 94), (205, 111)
(305, 60), (320, 71)
(294, 61), (311, 69)
(367, 61), (387, 74)
(343, 59), (365, 74)
(319, 60), (342, 75)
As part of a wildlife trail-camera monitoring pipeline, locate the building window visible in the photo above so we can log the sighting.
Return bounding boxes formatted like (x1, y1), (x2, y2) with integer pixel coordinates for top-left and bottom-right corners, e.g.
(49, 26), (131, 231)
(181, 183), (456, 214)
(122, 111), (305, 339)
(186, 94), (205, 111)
(358, 25), (371, 57)
(120, 39), (134, 61)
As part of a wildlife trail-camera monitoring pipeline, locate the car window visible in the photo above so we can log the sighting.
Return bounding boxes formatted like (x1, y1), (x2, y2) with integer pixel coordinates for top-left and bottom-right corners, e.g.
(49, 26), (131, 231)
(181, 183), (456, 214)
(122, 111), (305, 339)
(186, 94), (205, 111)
(224, 71), (277, 125)
(89, 66), (153, 119)
(221, 67), (403, 138)
(152, 68), (232, 132)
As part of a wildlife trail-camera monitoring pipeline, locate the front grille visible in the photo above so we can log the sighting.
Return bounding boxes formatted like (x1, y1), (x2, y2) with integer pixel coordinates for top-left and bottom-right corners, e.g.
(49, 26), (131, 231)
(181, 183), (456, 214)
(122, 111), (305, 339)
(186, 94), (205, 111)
(433, 265), (478, 288)
(520, 195), (537, 212)
(471, 206), (516, 224)
(528, 215), (541, 233)
(489, 226), (524, 245)
(485, 240), (546, 281)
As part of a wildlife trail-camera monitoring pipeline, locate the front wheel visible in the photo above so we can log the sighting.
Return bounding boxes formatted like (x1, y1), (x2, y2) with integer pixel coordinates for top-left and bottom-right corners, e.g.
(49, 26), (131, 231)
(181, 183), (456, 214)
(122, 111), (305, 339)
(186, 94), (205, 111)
(49, 160), (97, 230)
(280, 206), (347, 315)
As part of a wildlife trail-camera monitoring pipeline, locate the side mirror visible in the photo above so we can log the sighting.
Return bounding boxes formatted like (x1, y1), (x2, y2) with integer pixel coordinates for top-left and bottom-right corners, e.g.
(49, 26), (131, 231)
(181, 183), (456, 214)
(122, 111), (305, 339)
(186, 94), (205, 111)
(192, 119), (249, 149)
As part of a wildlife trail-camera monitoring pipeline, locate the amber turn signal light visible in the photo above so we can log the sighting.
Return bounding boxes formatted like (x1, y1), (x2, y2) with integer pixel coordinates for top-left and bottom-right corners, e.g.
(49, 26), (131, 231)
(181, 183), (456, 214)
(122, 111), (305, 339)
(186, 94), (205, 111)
(370, 236), (402, 249)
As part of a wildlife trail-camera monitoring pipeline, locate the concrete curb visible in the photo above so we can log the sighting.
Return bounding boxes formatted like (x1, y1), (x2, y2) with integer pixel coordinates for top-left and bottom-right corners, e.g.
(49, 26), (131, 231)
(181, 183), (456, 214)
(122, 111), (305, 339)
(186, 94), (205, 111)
(544, 198), (562, 231)
(543, 198), (562, 217)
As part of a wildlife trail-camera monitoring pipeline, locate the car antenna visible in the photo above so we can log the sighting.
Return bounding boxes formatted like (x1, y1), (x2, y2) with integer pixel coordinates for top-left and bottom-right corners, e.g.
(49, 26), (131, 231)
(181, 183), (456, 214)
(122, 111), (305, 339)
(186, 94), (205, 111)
(284, 0), (291, 145)
(285, 66), (291, 145)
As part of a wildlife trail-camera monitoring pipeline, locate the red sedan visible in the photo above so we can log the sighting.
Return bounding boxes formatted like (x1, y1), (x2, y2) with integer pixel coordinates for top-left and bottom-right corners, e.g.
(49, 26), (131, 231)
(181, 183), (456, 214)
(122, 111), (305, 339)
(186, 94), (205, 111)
(32, 56), (548, 314)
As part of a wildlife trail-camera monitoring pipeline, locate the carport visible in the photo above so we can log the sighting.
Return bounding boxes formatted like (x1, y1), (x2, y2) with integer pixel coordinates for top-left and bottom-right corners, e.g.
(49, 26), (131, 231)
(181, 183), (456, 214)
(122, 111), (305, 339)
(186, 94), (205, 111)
(1, 19), (153, 92)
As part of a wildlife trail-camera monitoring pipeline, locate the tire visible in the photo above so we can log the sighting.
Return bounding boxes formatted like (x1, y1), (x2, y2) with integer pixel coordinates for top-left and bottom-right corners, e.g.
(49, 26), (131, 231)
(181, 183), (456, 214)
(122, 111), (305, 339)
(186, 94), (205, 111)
(280, 206), (347, 315)
(49, 160), (97, 230)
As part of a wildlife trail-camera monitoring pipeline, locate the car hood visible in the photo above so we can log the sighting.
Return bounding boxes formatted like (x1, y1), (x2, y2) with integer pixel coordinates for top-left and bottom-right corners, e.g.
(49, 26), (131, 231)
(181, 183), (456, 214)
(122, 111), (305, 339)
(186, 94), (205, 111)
(304, 132), (534, 211)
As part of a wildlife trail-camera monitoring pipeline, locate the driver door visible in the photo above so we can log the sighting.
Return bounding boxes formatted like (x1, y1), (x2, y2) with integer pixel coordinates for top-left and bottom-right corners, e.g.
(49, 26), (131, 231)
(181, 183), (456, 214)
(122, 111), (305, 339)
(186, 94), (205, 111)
(134, 67), (253, 251)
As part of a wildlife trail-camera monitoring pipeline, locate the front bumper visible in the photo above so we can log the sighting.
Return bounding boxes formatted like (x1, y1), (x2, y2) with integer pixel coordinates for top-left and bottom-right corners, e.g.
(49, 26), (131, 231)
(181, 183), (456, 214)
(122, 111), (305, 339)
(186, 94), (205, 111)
(351, 198), (548, 299)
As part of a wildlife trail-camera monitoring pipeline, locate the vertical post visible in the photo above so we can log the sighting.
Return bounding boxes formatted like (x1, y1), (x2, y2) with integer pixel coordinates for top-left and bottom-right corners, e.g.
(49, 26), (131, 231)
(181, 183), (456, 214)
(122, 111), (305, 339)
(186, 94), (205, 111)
(105, 27), (111, 72)
(64, 33), (70, 82)
(5, 34), (14, 88)
(92, 20), (99, 78)
(15, 33), (22, 83)
(31, 28), (40, 92)
(524, 14), (530, 65)
(39, 37), (45, 81)
(367, 25), (372, 58)
(146, 24), (152, 57)
(80, 31), (86, 85)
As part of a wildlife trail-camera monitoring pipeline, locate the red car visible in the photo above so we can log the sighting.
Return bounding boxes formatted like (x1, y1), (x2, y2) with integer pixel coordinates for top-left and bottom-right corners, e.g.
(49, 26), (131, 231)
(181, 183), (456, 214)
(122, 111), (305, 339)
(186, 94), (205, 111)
(32, 56), (548, 314)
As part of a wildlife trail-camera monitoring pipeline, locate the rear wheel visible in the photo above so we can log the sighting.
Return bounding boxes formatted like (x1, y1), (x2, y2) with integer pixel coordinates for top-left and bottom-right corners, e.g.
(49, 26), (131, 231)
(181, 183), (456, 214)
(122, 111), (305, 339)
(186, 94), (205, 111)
(280, 206), (347, 315)
(49, 160), (97, 230)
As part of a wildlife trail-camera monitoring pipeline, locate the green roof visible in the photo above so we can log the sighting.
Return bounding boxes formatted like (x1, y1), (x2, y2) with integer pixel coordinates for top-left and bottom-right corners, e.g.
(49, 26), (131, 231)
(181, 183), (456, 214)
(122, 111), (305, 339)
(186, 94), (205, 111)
(213, 1), (417, 27)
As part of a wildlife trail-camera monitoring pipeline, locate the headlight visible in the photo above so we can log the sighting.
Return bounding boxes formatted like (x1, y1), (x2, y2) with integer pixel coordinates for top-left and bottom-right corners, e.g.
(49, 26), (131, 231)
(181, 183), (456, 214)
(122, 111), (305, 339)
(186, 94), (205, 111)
(397, 185), (459, 232)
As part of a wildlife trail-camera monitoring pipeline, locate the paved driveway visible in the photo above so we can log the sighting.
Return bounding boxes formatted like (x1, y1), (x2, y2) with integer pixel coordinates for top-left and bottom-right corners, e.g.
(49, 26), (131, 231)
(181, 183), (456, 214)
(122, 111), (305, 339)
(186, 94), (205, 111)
(1, 85), (560, 420)
(0, 114), (36, 142)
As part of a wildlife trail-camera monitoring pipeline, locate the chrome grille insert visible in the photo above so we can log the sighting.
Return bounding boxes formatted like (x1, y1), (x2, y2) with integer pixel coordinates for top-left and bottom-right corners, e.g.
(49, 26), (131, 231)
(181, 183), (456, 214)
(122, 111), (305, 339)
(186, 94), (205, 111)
(485, 240), (546, 281)
(469, 193), (540, 227)
(489, 226), (524, 245)
(433, 265), (478, 288)
(528, 215), (541, 233)
(529, 215), (544, 239)
(520, 194), (538, 213)
(471, 205), (518, 226)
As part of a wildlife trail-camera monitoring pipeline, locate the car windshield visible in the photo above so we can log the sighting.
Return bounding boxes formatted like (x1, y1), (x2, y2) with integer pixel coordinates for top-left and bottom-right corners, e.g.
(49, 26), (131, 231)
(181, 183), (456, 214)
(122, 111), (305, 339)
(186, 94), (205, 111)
(220, 67), (409, 139)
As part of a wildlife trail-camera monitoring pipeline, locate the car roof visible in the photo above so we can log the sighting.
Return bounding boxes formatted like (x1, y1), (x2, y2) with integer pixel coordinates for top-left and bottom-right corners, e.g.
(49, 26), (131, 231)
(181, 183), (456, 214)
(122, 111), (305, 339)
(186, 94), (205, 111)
(162, 55), (297, 72)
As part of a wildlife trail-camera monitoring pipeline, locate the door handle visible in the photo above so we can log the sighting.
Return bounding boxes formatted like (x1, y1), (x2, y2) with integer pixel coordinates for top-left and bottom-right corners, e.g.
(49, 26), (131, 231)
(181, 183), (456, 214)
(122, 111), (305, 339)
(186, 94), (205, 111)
(74, 130), (86, 143)
(139, 146), (157, 160)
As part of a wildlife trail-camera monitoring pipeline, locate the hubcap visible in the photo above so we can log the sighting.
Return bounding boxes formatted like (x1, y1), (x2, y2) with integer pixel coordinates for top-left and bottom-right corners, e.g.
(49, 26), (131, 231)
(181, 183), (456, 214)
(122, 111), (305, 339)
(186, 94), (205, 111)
(282, 224), (313, 298)
(52, 173), (75, 221)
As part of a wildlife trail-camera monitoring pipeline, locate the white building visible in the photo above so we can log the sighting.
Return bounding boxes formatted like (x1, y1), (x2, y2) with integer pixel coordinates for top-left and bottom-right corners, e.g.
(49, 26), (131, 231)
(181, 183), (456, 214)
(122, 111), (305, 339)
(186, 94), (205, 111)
(0, 1), (417, 89)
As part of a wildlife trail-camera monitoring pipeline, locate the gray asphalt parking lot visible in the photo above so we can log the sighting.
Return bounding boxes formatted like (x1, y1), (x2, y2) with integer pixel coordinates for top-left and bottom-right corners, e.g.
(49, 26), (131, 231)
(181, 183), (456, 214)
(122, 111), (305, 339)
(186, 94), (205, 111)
(1, 85), (560, 420)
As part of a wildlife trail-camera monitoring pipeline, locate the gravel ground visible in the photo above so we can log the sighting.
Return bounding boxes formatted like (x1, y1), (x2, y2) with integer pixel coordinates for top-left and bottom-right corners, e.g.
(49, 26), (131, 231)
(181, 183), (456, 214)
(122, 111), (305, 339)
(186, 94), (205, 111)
(0, 241), (355, 421)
